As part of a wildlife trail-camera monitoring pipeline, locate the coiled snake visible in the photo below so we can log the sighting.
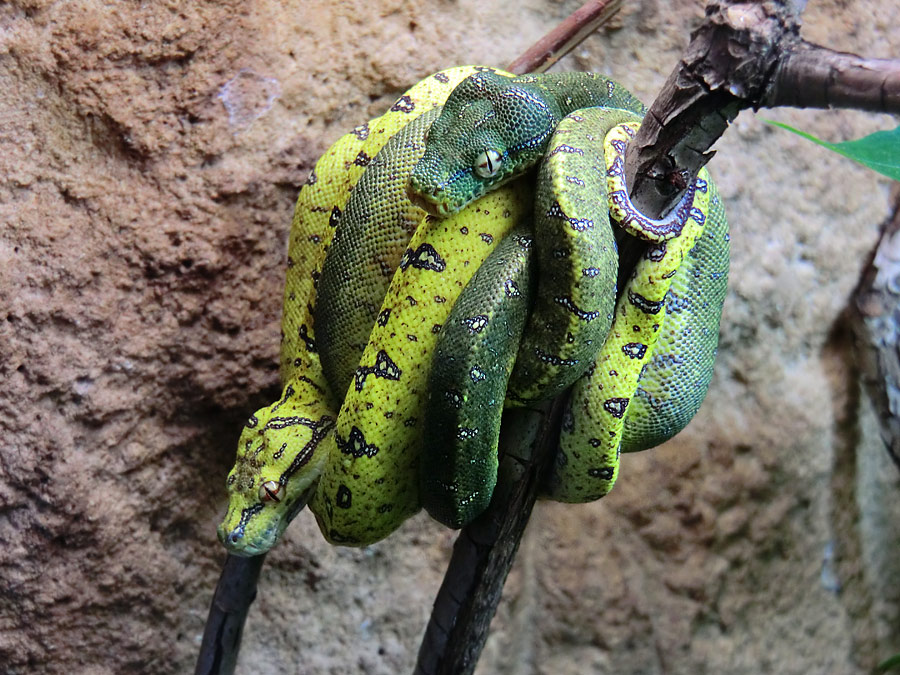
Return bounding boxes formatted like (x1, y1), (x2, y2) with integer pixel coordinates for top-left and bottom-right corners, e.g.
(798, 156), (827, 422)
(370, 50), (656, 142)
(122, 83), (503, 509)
(218, 66), (729, 552)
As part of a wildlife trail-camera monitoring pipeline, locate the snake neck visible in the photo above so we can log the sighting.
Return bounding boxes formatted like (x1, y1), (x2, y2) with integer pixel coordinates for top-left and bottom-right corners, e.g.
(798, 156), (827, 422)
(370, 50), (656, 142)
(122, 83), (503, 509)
(514, 72), (640, 117)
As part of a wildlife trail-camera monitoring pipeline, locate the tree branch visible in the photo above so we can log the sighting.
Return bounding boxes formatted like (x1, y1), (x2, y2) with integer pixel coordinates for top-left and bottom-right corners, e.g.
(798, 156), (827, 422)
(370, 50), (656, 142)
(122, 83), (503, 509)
(507, 0), (623, 75)
(414, 401), (563, 675)
(851, 189), (900, 472)
(625, 0), (900, 220)
(765, 41), (900, 112)
(195, 553), (267, 675)
(625, 0), (801, 218)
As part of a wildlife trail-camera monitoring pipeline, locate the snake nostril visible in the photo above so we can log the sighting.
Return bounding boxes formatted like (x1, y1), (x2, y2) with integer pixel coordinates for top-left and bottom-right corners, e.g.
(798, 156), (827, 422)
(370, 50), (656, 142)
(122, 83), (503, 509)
(229, 531), (243, 543)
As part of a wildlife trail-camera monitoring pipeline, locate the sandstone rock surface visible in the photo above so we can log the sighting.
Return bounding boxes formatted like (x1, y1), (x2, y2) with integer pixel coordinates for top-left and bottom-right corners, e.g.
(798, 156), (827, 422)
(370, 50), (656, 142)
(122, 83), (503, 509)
(2, 1), (899, 673)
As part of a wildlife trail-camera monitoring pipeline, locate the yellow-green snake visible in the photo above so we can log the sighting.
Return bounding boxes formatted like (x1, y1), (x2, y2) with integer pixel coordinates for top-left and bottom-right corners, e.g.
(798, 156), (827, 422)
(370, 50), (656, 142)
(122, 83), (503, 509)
(217, 66), (729, 553)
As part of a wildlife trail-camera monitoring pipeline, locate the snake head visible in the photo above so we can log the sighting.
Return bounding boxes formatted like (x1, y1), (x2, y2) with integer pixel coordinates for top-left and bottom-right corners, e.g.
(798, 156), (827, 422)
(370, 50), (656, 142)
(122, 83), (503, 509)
(408, 70), (560, 217)
(217, 390), (334, 557)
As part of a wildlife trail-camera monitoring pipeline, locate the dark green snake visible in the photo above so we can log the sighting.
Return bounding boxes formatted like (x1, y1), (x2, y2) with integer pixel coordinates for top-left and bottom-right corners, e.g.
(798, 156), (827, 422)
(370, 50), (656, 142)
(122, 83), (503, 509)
(218, 67), (729, 552)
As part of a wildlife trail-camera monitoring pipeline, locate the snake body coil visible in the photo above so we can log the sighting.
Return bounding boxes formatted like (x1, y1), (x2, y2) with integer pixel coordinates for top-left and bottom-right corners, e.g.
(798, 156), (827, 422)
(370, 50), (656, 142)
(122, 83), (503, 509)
(218, 66), (491, 553)
(410, 75), (728, 523)
(219, 67), (730, 552)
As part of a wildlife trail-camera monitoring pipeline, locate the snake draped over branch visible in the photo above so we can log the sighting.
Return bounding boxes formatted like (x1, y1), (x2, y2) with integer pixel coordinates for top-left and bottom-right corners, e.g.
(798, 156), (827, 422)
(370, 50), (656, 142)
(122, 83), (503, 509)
(218, 66), (730, 553)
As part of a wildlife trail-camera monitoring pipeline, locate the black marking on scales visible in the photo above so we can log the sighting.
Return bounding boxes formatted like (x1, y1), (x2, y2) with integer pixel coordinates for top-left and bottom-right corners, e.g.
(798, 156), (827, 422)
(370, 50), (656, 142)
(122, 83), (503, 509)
(328, 206), (342, 229)
(232, 504), (264, 540)
(554, 296), (601, 322)
(628, 290), (664, 315)
(269, 385), (294, 414)
(298, 324), (317, 352)
(400, 243), (446, 272)
(390, 95), (415, 113)
(548, 143), (585, 157)
(588, 467), (615, 480)
(463, 315), (489, 334)
(336, 485), (352, 508)
(545, 200), (593, 232)
(351, 123), (369, 141)
(354, 349), (402, 391)
(533, 347), (577, 367)
(336, 426), (379, 459)
(280, 415), (334, 481)
(262, 415), (320, 432)
(603, 398), (629, 418)
(622, 342), (648, 359)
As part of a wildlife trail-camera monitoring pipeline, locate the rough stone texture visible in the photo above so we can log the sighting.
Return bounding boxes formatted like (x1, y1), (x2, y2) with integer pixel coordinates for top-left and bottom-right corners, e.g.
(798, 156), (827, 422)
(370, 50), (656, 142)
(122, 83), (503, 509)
(2, 0), (899, 673)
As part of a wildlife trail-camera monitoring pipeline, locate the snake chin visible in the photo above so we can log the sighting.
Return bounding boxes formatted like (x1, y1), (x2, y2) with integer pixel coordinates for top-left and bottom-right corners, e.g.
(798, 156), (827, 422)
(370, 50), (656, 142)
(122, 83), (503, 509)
(218, 527), (272, 558)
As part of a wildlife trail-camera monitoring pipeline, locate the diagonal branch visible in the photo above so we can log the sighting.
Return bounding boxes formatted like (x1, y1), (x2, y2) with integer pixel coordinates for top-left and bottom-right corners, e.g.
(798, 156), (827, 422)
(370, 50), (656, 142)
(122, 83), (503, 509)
(413, 401), (563, 675)
(625, 0), (900, 220)
(507, 0), (624, 75)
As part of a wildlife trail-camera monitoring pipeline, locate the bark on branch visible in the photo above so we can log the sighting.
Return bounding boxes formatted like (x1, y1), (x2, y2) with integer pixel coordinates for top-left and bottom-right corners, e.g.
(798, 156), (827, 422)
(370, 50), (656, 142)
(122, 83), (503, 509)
(626, 0), (900, 220)
(767, 42), (900, 113)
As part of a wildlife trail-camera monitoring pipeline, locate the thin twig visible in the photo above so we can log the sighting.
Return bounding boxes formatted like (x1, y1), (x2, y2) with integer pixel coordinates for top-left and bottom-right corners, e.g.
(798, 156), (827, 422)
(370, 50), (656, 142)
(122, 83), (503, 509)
(507, 0), (623, 75)
(195, 553), (267, 675)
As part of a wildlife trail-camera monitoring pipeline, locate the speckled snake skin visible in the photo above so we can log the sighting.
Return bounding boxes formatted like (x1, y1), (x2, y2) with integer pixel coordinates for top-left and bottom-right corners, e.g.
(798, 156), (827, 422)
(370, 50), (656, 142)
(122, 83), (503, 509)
(218, 67), (729, 552)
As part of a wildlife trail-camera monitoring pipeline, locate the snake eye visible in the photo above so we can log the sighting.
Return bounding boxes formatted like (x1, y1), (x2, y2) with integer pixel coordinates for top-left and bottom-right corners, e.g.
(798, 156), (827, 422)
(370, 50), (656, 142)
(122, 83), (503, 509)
(474, 149), (502, 178)
(259, 480), (282, 503)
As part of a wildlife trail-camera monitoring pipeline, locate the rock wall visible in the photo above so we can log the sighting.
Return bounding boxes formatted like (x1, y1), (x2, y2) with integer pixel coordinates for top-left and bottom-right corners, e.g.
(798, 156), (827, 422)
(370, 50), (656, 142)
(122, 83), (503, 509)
(2, 1), (898, 673)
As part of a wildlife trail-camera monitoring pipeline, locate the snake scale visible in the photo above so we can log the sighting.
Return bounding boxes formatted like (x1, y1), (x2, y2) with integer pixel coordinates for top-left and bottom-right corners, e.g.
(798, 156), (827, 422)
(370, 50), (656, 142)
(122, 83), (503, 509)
(218, 66), (729, 552)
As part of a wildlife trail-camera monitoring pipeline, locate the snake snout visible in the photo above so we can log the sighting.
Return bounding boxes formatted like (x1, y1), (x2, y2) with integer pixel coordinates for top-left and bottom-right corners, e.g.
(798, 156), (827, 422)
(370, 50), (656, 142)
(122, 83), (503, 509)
(407, 180), (453, 217)
(217, 525), (264, 558)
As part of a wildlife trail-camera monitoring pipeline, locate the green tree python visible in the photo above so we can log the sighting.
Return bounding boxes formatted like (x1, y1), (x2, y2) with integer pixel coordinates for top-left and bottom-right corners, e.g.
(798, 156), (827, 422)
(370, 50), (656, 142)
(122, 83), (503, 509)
(218, 67), (729, 553)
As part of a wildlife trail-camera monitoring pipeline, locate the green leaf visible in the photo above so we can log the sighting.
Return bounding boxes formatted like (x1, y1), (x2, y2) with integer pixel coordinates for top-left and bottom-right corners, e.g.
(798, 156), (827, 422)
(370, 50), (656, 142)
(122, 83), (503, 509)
(877, 653), (900, 673)
(764, 120), (900, 182)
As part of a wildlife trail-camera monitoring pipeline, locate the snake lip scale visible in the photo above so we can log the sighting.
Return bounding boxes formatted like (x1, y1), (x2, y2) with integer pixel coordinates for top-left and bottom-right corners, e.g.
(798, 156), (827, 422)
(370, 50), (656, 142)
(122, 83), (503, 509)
(406, 178), (465, 217)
